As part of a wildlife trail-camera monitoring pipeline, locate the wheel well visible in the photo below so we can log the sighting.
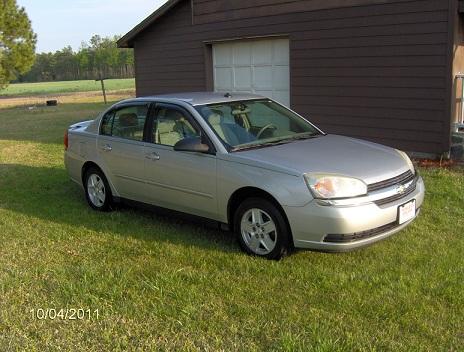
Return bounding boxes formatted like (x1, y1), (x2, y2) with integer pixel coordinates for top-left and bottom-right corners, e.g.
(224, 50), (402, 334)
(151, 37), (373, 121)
(81, 161), (102, 185)
(227, 187), (293, 239)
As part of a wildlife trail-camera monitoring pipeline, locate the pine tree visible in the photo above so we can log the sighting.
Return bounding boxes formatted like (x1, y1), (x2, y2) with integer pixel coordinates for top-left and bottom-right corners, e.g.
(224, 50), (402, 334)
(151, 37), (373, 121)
(0, 0), (37, 88)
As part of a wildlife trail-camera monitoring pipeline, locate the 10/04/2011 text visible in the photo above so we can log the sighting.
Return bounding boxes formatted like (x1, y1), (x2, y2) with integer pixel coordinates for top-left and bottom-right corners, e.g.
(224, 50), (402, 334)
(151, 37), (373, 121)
(30, 308), (99, 320)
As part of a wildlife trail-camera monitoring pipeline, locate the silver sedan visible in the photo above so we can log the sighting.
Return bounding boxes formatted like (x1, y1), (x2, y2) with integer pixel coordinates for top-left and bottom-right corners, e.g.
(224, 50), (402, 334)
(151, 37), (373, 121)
(65, 92), (424, 259)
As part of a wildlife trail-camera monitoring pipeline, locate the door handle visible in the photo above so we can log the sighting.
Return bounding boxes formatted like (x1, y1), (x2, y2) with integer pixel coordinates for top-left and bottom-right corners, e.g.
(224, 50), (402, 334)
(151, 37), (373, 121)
(145, 152), (160, 161)
(102, 144), (112, 152)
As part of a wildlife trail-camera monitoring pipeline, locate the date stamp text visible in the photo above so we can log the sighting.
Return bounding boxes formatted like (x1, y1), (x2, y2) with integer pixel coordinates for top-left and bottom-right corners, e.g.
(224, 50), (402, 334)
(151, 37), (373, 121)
(30, 308), (100, 320)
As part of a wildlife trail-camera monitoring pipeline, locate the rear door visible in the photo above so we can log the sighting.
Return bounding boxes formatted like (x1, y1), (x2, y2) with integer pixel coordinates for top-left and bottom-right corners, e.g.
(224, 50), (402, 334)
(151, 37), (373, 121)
(97, 102), (151, 201)
(143, 103), (218, 219)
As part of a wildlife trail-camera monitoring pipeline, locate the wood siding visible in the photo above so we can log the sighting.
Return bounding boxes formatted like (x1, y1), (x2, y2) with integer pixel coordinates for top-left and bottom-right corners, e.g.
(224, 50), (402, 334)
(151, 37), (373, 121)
(133, 0), (453, 153)
(452, 0), (464, 126)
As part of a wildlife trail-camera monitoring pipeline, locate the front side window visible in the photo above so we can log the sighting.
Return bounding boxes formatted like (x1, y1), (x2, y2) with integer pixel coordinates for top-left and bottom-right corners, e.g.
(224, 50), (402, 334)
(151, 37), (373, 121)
(152, 107), (200, 146)
(101, 104), (149, 141)
(195, 99), (321, 150)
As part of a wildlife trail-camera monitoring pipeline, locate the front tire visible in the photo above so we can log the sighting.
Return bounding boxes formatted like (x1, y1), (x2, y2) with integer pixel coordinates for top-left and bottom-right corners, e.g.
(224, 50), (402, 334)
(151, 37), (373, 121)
(234, 198), (290, 260)
(84, 167), (113, 211)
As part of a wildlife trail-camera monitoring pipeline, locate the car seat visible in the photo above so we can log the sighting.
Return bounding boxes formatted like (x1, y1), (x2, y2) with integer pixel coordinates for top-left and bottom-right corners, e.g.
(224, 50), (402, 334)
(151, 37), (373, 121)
(208, 113), (256, 146)
(156, 119), (183, 146)
(118, 113), (139, 138)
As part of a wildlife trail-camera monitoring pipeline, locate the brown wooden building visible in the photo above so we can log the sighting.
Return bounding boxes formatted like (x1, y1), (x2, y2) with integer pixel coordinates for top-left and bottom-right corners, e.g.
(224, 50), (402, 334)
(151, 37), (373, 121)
(118, 0), (464, 155)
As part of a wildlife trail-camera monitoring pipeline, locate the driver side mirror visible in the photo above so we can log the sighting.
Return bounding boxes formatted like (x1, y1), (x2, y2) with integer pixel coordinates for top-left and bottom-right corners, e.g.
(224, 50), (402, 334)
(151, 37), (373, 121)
(173, 137), (210, 153)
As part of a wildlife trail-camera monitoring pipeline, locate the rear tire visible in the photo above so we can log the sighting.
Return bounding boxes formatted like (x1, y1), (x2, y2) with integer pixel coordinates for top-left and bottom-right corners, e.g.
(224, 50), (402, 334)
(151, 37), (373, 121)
(234, 198), (290, 260)
(84, 167), (113, 211)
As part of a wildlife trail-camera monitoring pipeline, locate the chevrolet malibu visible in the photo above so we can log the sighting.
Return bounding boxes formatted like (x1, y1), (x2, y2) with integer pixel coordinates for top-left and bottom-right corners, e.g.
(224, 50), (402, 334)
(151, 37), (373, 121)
(65, 92), (424, 259)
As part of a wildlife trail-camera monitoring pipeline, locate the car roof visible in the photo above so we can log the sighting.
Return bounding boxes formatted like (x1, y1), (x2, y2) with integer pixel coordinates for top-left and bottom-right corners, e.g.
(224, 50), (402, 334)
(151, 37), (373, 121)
(118, 92), (267, 106)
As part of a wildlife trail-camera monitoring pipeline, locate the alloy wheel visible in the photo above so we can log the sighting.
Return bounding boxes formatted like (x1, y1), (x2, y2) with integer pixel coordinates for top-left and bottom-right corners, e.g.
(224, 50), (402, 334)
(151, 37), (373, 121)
(87, 174), (106, 207)
(240, 208), (278, 255)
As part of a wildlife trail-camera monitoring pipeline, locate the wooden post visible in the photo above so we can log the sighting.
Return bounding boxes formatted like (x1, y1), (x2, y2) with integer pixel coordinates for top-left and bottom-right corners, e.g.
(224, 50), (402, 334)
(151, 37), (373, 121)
(96, 77), (108, 104)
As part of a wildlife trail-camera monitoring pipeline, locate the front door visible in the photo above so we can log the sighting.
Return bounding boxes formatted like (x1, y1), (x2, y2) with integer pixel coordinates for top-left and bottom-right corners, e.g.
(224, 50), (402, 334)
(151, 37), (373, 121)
(143, 103), (218, 219)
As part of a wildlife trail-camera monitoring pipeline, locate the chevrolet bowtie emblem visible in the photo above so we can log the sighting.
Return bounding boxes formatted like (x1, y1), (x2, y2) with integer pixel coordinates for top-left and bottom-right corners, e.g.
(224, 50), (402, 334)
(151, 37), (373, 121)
(397, 184), (406, 195)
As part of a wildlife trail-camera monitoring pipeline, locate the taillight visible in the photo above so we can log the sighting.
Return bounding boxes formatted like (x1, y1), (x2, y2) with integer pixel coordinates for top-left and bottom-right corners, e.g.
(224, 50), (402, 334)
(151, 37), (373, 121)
(64, 130), (69, 150)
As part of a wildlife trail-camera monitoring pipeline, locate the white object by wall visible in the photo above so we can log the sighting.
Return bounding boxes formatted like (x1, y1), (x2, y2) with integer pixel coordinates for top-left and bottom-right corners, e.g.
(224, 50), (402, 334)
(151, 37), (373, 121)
(213, 38), (290, 107)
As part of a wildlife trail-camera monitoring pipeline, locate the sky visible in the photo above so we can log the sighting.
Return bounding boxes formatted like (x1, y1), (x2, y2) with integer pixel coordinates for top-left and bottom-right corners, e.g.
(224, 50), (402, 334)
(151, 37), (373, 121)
(16, 0), (168, 53)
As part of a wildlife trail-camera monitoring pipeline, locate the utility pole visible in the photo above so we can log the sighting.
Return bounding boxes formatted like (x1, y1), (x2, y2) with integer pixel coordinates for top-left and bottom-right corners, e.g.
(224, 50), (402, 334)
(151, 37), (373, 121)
(96, 76), (108, 104)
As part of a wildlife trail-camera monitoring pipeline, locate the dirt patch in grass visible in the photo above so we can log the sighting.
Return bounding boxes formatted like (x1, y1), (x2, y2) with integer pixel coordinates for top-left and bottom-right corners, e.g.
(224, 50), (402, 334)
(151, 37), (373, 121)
(0, 142), (43, 165)
(415, 158), (464, 170)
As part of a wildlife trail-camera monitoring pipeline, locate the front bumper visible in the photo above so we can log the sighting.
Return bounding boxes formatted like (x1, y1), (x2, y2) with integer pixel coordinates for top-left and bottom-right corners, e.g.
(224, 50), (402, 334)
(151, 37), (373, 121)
(284, 176), (425, 251)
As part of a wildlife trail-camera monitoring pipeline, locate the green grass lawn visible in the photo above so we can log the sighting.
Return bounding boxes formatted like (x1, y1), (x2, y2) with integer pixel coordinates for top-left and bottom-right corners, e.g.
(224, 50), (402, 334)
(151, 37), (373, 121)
(0, 79), (135, 97)
(0, 101), (463, 350)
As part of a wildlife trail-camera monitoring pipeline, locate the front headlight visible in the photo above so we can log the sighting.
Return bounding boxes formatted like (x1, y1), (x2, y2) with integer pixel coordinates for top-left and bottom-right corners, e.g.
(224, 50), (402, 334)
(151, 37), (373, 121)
(304, 174), (367, 199)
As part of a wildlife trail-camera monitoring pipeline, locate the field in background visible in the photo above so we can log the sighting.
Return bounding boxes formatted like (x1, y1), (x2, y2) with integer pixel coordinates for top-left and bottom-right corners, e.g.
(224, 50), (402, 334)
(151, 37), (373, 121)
(0, 79), (135, 96)
(0, 92), (463, 350)
(0, 79), (136, 109)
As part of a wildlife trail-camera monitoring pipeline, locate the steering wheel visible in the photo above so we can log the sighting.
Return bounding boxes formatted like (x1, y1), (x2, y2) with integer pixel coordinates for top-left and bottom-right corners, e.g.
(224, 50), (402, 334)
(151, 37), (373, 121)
(256, 124), (277, 139)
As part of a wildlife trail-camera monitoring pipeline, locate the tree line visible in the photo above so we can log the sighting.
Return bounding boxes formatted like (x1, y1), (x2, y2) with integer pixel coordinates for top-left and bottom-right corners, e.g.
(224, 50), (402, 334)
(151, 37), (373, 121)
(17, 35), (135, 83)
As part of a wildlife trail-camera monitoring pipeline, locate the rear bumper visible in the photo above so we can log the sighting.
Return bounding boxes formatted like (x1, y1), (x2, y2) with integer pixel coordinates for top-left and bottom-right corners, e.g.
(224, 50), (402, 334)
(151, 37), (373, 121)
(284, 176), (425, 251)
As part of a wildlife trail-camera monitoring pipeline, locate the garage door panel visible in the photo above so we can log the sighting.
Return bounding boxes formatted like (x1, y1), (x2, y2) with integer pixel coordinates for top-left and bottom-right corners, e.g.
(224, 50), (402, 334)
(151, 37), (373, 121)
(273, 91), (290, 106)
(214, 67), (233, 90)
(252, 41), (273, 64)
(254, 66), (273, 89)
(273, 66), (290, 89)
(214, 44), (233, 65)
(273, 40), (290, 64)
(255, 90), (273, 98)
(213, 38), (290, 107)
(233, 42), (252, 65)
(234, 67), (252, 89)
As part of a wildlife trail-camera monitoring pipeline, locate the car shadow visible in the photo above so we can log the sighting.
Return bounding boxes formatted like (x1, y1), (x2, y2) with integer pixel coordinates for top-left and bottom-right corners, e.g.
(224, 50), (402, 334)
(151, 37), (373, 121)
(0, 163), (238, 254)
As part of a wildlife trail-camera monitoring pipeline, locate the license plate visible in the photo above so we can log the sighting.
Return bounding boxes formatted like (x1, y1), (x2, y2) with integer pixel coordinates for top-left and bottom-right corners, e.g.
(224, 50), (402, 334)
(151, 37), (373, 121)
(398, 200), (416, 224)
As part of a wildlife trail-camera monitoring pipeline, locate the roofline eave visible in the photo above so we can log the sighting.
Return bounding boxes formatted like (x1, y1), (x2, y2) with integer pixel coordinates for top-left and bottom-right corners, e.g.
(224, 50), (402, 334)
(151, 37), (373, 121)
(117, 0), (183, 48)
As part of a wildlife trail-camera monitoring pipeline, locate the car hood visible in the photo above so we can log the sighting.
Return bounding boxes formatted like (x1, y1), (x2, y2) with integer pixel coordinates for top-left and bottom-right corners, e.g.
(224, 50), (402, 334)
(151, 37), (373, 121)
(227, 134), (411, 184)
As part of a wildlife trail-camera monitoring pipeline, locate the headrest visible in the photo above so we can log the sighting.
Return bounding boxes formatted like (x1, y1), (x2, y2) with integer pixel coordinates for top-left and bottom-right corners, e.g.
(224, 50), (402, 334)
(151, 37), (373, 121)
(208, 113), (223, 125)
(119, 113), (138, 127)
(157, 119), (176, 133)
(232, 109), (251, 115)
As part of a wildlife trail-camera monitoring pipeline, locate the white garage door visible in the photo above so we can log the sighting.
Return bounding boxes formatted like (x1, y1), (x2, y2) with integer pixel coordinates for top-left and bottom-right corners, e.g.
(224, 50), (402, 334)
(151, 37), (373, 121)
(213, 38), (290, 107)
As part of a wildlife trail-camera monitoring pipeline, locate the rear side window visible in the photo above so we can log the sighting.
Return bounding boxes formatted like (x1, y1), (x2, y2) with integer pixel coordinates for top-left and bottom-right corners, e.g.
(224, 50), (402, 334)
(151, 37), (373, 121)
(101, 112), (114, 136)
(100, 104), (149, 141)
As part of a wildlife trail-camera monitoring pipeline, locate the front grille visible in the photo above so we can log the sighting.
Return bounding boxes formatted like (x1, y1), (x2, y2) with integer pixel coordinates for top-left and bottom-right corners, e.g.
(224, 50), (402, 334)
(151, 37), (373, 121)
(324, 221), (399, 243)
(374, 183), (416, 206)
(367, 170), (414, 193)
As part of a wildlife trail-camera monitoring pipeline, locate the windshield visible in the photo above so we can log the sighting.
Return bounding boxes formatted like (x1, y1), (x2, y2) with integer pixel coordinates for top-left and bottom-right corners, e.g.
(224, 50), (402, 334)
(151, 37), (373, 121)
(195, 99), (322, 151)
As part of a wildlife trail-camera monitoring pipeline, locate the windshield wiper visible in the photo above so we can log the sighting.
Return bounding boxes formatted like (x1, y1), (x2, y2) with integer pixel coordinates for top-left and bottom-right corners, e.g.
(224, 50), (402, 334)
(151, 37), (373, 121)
(286, 132), (321, 141)
(231, 138), (292, 152)
(231, 132), (322, 152)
